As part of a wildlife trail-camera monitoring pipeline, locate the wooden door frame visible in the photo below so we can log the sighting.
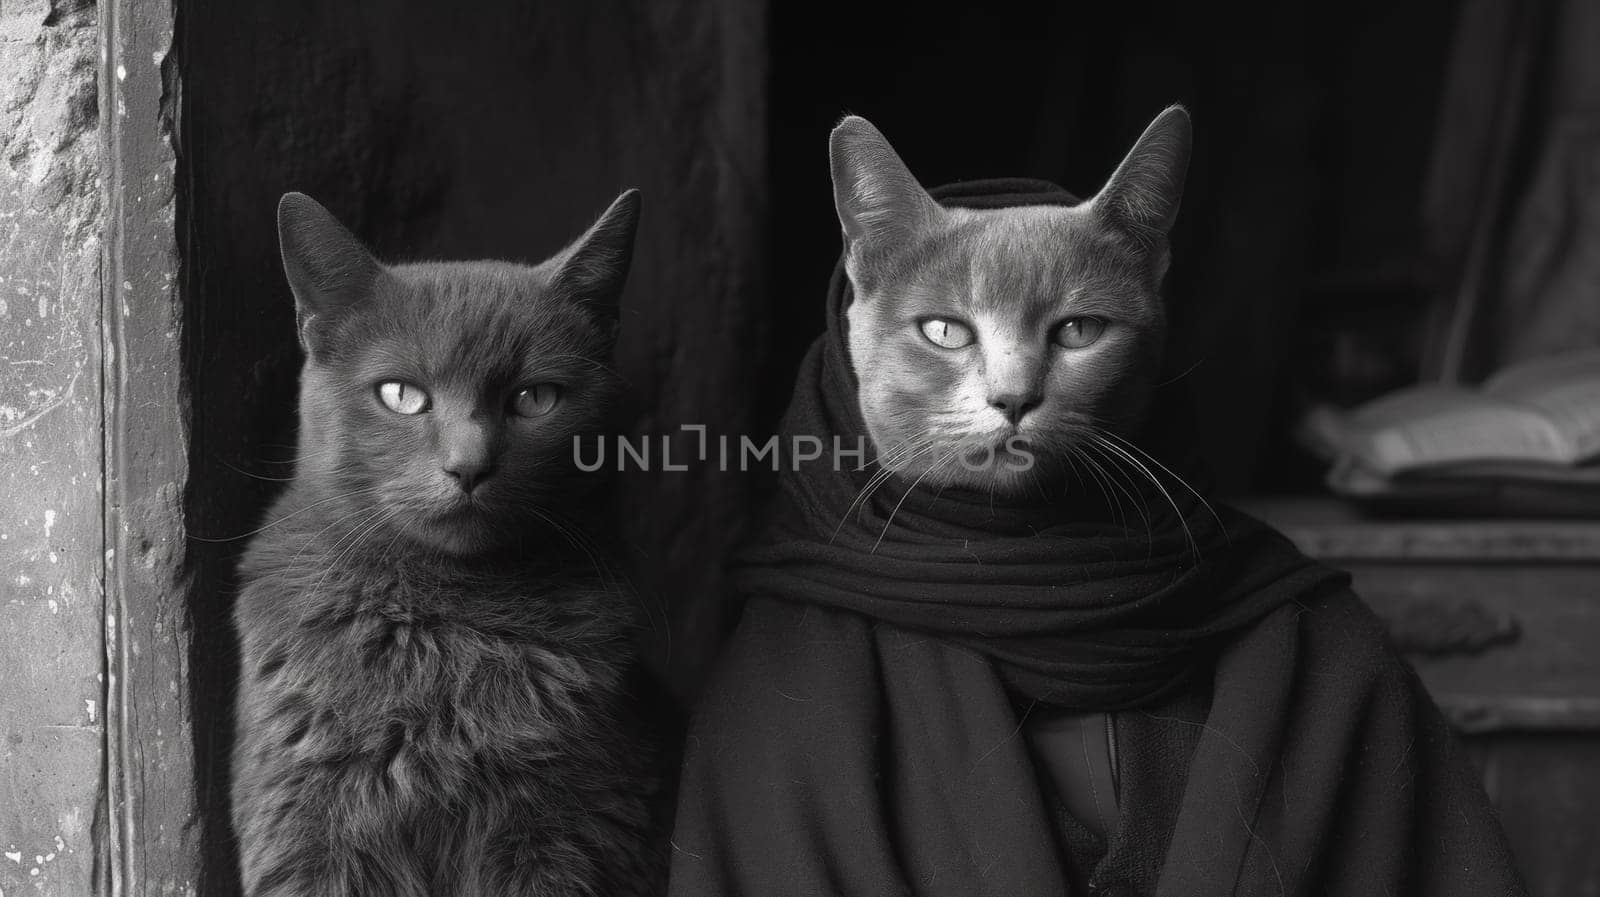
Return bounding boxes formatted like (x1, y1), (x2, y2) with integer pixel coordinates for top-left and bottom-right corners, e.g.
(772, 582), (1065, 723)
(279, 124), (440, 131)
(101, 0), (196, 892)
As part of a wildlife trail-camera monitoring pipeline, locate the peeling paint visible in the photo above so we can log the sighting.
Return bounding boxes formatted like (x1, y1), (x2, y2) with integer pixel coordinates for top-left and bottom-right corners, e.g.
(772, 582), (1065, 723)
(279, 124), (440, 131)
(57, 807), (84, 842)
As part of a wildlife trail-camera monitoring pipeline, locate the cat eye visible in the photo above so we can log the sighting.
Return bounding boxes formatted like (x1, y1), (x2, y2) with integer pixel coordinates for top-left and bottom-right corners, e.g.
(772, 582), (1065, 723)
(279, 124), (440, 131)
(1053, 317), (1107, 349)
(509, 384), (561, 418)
(376, 381), (430, 415)
(919, 317), (975, 350)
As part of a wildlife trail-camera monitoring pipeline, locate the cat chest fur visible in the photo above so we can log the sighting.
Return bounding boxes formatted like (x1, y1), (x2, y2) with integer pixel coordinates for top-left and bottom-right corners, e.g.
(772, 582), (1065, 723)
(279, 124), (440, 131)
(234, 553), (628, 809)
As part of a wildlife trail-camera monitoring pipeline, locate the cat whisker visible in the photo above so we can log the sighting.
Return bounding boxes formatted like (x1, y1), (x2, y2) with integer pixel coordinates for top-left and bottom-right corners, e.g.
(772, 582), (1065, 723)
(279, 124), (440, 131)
(1154, 356), (1206, 388)
(524, 503), (670, 645)
(538, 352), (629, 383)
(839, 443), (934, 535)
(873, 433), (943, 475)
(189, 486), (384, 543)
(290, 502), (392, 587)
(1097, 429), (1227, 542)
(830, 433), (940, 542)
(1058, 444), (1112, 521)
(281, 504), (387, 583)
(1073, 440), (1157, 560)
(856, 437), (929, 472)
(245, 442), (341, 456)
(872, 443), (966, 554)
(854, 435), (943, 476)
(852, 438), (939, 496)
(1069, 443), (1143, 538)
(1085, 432), (1199, 561)
(526, 505), (620, 591)
(306, 504), (405, 608)
(214, 454), (301, 483)
(236, 443), (346, 468)
(370, 515), (414, 585)
(1078, 439), (1152, 534)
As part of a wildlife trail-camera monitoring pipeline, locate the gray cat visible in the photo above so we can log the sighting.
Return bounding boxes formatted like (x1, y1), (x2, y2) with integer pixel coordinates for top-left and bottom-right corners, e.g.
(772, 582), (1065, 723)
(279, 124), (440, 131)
(230, 190), (661, 897)
(834, 109), (1186, 494)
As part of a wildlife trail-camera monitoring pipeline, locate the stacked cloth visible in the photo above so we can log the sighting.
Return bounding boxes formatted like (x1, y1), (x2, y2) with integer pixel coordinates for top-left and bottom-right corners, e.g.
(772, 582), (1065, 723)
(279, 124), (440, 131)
(667, 180), (1527, 897)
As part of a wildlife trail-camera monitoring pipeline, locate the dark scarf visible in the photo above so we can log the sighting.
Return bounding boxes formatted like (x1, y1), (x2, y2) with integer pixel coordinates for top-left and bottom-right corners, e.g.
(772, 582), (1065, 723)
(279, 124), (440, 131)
(668, 180), (1526, 897)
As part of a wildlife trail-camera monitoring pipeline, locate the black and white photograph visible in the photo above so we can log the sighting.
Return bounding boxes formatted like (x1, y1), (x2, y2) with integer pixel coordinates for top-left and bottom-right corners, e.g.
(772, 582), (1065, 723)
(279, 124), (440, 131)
(1, 1), (1595, 894)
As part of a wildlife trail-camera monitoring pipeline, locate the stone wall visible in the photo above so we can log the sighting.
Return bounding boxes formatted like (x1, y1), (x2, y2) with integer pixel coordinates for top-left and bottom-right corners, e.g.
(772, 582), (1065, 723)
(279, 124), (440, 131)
(0, 1), (106, 894)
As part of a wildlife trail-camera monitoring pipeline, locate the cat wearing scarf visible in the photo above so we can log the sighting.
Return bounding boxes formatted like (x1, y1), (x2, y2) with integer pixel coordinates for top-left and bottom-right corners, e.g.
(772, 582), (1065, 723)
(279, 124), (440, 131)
(667, 109), (1525, 897)
(231, 190), (662, 897)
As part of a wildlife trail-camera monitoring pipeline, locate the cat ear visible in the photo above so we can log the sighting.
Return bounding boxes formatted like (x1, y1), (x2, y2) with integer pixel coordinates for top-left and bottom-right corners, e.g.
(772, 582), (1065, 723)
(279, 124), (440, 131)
(277, 192), (384, 357)
(1090, 105), (1192, 242)
(547, 188), (642, 317)
(829, 116), (940, 263)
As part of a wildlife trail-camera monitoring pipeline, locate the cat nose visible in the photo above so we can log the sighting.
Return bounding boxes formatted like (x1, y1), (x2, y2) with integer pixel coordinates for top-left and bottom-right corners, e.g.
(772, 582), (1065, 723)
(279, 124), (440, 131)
(440, 417), (497, 493)
(443, 457), (493, 494)
(988, 392), (1041, 424)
